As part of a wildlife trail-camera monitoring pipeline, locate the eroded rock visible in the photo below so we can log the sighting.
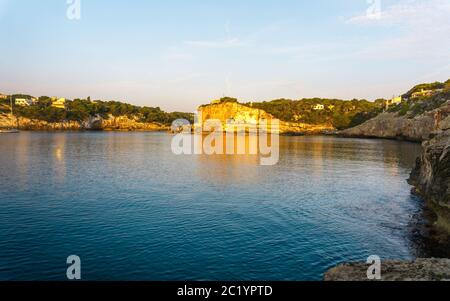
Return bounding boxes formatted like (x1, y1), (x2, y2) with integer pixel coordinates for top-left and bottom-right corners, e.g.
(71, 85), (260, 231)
(340, 102), (450, 142)
(409, 130), (450, 232)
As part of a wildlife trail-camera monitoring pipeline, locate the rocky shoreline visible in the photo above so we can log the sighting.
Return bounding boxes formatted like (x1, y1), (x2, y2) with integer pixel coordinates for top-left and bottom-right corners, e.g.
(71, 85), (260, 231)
(339, 101), (450, 142)
(324, 258), (450, 281)
(409, 130), (450, 233)
(339, 100), (450, 235)
(0, 114), (169, 132)
(326, 101), (450, 281)
(4, 97), (450, 281)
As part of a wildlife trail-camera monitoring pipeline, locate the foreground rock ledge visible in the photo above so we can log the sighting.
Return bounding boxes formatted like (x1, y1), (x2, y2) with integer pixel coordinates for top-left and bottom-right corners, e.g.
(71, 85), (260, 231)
(324, 258), (450, 281)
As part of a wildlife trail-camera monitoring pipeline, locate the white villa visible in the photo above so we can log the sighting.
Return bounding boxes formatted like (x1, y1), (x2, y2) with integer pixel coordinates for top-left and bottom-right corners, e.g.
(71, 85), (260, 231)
(15, 98), (33, 106)
(51, 97), (66, 109)
(385, 96), (403, 110)
(411, 88), (444, 99)
(313, 104), (325, 111)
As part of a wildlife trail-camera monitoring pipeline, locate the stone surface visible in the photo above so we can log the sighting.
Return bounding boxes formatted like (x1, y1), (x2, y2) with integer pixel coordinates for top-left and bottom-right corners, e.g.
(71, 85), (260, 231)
(324, 258), (450, 281)
(341, 99), (450, 236)
(0, 114), (169, 131)
(340, 101), (450, 142)
(198, 102), (335, 135)
(409, 130), (450, 232)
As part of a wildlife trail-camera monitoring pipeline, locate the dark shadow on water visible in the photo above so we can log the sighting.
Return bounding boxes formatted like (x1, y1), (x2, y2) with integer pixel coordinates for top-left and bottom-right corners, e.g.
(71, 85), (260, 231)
(407, 196), (450, 258)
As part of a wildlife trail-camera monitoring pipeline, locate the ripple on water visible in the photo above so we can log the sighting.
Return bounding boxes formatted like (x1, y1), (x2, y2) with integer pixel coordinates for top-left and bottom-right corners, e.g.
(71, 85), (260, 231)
(0, 133), (422, 280)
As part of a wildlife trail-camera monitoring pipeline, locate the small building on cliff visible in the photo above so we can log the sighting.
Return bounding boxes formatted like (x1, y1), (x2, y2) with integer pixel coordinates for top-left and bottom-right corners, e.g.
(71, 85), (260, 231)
(15, 98), (33, 106)
(313, 104), (325, 111)
(411, 88), (444, 99)
(385, 96), (403, 110)
(51, 98), (67, 109)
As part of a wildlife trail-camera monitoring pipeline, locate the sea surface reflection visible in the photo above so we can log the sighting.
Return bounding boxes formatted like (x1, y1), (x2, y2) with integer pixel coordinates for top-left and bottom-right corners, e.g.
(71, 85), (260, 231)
(0, 132), (422, 280)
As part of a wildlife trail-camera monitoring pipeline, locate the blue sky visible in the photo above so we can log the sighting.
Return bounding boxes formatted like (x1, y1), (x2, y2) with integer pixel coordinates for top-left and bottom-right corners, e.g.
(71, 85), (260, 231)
(0, 0), (449, 111)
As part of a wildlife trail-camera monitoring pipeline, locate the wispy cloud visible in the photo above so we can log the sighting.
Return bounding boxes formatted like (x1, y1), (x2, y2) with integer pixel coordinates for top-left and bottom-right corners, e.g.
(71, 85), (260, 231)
(346, 0), (450, 27)
(183, 20), (242, 49)
(268, 43), (347, 59)
(183, 19), (292, 50)
(184, 38), (241, 49)
(344, 0), (450, 62)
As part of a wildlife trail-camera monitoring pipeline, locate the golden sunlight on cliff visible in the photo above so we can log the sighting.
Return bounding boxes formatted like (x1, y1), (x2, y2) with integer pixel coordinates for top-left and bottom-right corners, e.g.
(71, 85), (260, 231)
(197, 101), (335, 135)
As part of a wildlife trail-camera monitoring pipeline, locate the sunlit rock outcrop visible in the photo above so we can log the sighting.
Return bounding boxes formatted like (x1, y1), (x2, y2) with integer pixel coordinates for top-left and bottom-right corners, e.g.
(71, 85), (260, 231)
(197, 101), (335, 135)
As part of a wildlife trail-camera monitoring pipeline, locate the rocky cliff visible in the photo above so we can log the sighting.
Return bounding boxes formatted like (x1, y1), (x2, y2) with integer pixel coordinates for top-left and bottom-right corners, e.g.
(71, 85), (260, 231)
(409, 130), (450, 232)
(340, 100), (450, 142)
(341, 90), (450, 235)
(324, 132), (450, 280)
(0, 114), (169, 131)
(328, 92), (450, 280)
(198, 102), (335, 135)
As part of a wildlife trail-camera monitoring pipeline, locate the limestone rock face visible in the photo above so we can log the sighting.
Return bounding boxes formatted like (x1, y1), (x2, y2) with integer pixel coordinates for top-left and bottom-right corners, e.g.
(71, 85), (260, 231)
(0, 114), (168, 131)
(198, 102), (275, 133)
(409, 130), (450, 232)
(0, 114), (84, 130)
(198, 102), (335, 134)
(324, 258), (450, 281)
(199, 102), (273, 125)
(340, 101), (450, 142)
(100, 115), (168, 131)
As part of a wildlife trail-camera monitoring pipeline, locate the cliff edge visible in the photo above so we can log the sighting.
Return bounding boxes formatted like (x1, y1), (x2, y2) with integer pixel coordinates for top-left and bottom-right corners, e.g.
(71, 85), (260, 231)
(409, 130), (450, 232)
(340, 101), (450, 142)
(340, 91), (450, 232)
(198, 101), (335, 135)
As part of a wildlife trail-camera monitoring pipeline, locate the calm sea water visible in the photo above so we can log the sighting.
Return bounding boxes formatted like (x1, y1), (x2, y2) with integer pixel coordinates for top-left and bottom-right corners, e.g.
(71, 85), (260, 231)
(0, 132), (422, 280)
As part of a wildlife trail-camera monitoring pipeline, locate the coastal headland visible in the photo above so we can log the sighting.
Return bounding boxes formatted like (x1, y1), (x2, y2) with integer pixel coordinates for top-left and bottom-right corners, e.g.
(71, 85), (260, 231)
(2, 79), (450, 281)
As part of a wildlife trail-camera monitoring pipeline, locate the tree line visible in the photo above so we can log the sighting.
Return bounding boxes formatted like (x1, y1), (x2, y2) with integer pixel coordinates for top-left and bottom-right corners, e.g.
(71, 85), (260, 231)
(246, 98), (385, 130)
(0, 96), (194, 125)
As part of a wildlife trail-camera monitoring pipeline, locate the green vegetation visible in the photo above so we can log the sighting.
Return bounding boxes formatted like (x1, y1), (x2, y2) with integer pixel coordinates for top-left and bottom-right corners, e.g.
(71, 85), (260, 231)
(198, 96), (384, 130)
(216, 97), (238, 104)
(3, 78), (448, 128)
(403, 82), (446, 99)
(0, 103), (9, 114)
(199, 97), (238, 108)
(389, 79), (450, 118)
(398, 90), (449, 117)
(206, 78), (449, 129)
(247, 98), (385, 130)
(1, 96), (194, 125)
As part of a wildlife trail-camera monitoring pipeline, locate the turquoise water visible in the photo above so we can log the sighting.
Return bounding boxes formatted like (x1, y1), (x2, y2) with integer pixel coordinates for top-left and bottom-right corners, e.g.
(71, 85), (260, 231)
(0, 132), (422, 280)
